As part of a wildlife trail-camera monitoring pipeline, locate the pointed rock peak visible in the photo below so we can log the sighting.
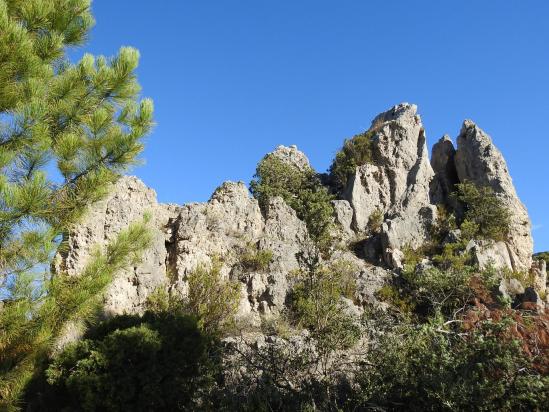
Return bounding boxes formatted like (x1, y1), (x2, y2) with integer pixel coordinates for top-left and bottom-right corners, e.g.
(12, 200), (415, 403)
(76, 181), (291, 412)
(431, 135), (456, 173)
(454, 121), (533, 271)
(458, 119), (495, 148)
(370, 102), (420, 129)
(269, 144), (311, 172)
(209, 181), (250, 203)
(439, 134), (454, 144)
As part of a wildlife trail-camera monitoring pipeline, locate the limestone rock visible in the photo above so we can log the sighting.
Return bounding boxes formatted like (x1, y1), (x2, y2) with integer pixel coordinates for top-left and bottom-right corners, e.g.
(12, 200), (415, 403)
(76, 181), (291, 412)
(54, 176), (178, 316)
(531, 259), (547, 296)
(430, 135), (459, 209)
(466, 239), (514, 270)
(54, 177), (311, 320)
(498, 278), (525, 300)
(341, 103), (436, 268)
(332, 199), (354, 239)
(270, 144), (311, 172)
(455, 120), (533, 271)
(355, 265), (392, 306)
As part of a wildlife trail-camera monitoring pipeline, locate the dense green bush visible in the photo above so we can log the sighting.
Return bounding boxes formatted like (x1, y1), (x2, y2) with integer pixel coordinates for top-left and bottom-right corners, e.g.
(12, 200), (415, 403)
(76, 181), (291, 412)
(357, 317), (549, 411)
(454, 181), (511, 242)
(27, 312), (220, 411)
(250, 154), (334, 251)
(329, 130), (375, 191)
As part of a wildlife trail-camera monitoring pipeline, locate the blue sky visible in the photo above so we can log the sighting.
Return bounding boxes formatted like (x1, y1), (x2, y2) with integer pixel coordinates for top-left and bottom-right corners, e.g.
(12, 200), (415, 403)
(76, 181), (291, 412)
(80, 1), (548, 252)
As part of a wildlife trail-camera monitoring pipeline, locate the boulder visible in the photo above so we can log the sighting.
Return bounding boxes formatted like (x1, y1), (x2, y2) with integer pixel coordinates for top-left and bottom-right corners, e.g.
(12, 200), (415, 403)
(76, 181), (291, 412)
(498, 278), (525, 300)
(332, 199), (354, 239)
(466, 239), (514, 270)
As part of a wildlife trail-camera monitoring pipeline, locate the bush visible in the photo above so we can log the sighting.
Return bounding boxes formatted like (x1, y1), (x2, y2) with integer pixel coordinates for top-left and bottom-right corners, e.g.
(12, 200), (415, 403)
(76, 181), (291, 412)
(186, 259), (241, 335)
(239, 243), (273, 272)
(329, 130), (375, 191)
(290, 255), (360, 352)
(250, 154), (334, 251)
(29, 312), (220, 412)
(453, 181), (511, 242)
(367, 208), (384, 234)
(534, 252), (549, 266)
(357, 317), (549, 411)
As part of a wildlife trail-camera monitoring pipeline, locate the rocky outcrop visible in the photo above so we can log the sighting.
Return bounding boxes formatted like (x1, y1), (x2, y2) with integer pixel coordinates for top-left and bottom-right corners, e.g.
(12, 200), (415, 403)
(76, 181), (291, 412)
(453, 120), (533, 272)
(270, 144), (311, 172)
(54, 176), (179, 316)
(57, 175), (374, 326)
(430, 135), (459, 209)
(55, 102), (541, 322)
(341, 103), (437, 267)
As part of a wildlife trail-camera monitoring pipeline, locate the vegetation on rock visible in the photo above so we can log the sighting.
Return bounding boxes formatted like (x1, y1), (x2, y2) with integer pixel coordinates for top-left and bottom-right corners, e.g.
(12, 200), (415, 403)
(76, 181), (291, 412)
(454, 181), (511, 242)
(239, 243), (273, 272)
(250, 154), (334, 251)
(329, 130), (376, 191)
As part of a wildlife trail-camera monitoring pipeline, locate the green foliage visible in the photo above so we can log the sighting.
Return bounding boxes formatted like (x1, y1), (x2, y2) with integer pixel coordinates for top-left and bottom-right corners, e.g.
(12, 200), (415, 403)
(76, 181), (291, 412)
(367, 208), (384, 234)
(239, 243), (273, 272)
(186, 259), (241, 336)
(375, 284), (416, 317)
(454, 181), (511, 242)
(0, 2), (153, 407)
(250, 155), (334, 251)
(534, 251), (549, 266)
(357, 317), (549, 411)
(0, 217), (152, 407)
(30, 312), (219, 411)
(329, 130), (376, 191)
(290, 255), (360, 351)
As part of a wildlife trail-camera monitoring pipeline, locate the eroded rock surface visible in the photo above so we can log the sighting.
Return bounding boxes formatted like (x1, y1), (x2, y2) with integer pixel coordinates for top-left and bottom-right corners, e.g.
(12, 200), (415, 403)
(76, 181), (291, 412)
(341, 103), (437, 267)
(454, 120), (533, 271)
(55, 102), (541, 322)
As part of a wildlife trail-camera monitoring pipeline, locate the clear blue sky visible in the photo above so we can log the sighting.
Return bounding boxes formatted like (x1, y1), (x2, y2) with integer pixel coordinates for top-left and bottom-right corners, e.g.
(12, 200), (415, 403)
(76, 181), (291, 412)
(80, 1), (548, 252)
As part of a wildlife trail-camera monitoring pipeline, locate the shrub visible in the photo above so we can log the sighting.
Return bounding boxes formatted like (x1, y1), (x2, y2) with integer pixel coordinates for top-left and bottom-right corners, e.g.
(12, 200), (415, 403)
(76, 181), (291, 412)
(329, 130), (376, 191)
(239, 243), (273, 272)
(357, 317), (549, 411)
(534, 251), (549, 266)
(250, 155), (334, 251)
(186, 259), (241, 335)
(30, 312), (220, 412)
(290, 256), (360, 352)
(453, 181), (511, 242)
(367, 208), (384, 234)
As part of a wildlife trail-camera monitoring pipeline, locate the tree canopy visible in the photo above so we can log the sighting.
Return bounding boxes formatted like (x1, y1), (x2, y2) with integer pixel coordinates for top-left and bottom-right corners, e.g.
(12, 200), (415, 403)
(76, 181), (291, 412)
(0, 1), (153, 407)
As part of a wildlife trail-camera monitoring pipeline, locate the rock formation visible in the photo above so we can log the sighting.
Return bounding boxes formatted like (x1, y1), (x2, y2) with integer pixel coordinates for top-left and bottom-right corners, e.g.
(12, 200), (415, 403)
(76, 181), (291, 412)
(54, 103), (544, 322)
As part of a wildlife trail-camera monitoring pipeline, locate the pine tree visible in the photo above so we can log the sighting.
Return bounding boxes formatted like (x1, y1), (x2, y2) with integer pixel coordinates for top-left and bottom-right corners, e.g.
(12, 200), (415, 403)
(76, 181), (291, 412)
(0, 1), (154, 407)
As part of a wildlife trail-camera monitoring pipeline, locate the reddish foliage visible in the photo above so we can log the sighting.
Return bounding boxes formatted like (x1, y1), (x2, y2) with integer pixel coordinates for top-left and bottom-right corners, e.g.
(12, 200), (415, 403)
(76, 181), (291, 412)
(461, 275), (549, 374)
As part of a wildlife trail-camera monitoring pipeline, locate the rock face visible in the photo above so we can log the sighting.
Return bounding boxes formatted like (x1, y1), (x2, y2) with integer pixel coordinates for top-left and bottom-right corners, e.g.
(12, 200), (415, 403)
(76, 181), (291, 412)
(454, 120), (533, 271)
(341, 103), (437, 267)
(54, 176), (178, 316)
(430, 135), (459, 209)
(270, 144), (311, 172)
(55, 103), (540, 321)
